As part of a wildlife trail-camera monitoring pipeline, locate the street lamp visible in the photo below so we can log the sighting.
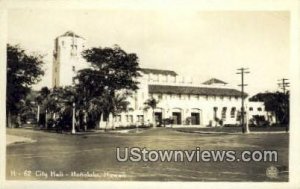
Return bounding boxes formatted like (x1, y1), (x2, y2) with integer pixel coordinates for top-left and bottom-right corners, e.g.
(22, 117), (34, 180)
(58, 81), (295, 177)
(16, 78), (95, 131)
(72, 102), (76, 134)
(37, 104), (40, 125)
(45, 109), (48, 129)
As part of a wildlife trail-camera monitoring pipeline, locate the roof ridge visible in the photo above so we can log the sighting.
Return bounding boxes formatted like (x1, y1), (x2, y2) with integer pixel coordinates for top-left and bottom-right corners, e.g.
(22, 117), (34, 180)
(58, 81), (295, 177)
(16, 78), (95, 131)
(148, 84), (247, 97)
(140, 68), (178, 76)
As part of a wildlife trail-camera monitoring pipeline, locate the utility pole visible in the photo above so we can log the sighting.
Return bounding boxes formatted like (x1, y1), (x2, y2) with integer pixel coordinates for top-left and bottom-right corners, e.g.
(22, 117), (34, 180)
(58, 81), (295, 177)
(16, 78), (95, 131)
(277, 78), (290, 94)
(277, 78), (290, 132)
(237, 68), (250, 133)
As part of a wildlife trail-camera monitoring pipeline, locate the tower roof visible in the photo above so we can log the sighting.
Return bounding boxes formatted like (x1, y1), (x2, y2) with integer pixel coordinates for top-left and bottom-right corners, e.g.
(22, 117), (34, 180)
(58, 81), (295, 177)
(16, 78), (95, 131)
(202, 78), (227, 85)
(59, 31), (84, 39)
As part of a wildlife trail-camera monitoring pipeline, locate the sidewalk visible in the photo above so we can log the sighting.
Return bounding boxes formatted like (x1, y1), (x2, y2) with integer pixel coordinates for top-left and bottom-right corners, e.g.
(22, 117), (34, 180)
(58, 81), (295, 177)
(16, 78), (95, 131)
(6, 134), (36, 145)
(177, 130), (288, 135)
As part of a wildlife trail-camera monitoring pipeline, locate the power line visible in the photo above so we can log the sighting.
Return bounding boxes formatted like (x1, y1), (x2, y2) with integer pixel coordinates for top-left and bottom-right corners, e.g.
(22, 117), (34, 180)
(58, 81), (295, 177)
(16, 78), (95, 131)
(236, 68), (250, 134)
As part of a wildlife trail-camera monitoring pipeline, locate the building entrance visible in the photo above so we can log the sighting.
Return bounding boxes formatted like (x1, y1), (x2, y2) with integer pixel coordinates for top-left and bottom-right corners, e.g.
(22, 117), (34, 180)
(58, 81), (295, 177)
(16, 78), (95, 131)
(191, 113), (200, 125)
(172, 112), (182, 125)
(154, 112), (162, 126)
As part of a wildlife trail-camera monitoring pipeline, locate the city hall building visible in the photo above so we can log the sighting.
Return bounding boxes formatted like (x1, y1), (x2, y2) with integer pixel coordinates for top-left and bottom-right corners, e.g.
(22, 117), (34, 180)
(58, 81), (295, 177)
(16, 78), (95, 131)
(52, 31), (273, 128)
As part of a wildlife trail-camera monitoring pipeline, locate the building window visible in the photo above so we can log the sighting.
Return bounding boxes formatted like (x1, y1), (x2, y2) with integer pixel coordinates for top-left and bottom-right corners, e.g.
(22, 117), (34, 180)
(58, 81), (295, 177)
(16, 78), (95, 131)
(137, 115), (144, 123)
(187, 94), (191, 100)
(197, 95), (200, 100)
(115, 115), (121, 122)
(213, 96), (216, 101)
(126, 115), (133, 123)
(221, 107), (227, 119)
(72, 66), (75, 72)
(249, 107), (253, 111)
(205, 95), (208, 100)
(229, 96), (232, 101)
(213, 107), (218, 119)
(220, 96), (224, 100)
(230, 107), (236, 118)
(62, 41), (64, 46)
(257, 107), (262, 111)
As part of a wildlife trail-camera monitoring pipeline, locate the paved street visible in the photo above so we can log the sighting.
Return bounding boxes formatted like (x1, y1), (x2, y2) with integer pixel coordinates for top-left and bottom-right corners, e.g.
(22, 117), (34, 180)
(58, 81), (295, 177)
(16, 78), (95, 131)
(6, 128), (289, 181)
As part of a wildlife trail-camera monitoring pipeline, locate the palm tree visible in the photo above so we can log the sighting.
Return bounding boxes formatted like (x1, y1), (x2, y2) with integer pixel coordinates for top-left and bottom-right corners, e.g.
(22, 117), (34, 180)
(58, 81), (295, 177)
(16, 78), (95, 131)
(110, 93), (130, 129)
(87, 97), (107, 129)
(144, 98), (159, 128)
(36, 86), (51, 128)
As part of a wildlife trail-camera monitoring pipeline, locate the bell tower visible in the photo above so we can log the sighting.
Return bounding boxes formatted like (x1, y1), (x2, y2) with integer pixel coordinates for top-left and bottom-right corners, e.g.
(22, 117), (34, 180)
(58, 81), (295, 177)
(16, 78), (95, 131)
(52, 31), (87, 87)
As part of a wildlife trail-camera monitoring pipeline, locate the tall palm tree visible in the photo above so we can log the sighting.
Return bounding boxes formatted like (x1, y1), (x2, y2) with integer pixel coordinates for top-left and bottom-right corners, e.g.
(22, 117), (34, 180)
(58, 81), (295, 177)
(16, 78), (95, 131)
(36, 86), (51, 128)
(87, 97), (107, 129)
(110, 93), (130, 129)
(144, 98), (159, 128)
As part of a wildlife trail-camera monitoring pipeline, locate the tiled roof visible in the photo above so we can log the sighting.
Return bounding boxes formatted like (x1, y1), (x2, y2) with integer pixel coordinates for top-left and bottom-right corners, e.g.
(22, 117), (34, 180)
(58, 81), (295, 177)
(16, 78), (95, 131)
(60, 31), (84, 39)
(203, 78), (227, 85)
(140, 68), (177, 76)
(149, 85), (247, 97)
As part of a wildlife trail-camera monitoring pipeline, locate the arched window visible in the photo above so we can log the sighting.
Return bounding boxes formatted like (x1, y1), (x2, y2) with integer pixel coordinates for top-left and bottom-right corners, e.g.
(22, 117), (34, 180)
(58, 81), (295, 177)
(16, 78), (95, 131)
(230, 107), (236, 118)
(221, 107), (227, 119)
(213, 107), (218, 119)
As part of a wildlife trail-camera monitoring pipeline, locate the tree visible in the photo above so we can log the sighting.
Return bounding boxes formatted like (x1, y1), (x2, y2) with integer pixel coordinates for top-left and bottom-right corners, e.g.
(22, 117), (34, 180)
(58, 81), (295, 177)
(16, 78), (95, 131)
(40, 86), (50, 98)
(249, 92), (289, 125)
(144, 98), (159, 128)
(40, 86), (77, 131)
(75, 45), (141, 128)
(6, 44), (44, 127)
(36, 86), (51, 127)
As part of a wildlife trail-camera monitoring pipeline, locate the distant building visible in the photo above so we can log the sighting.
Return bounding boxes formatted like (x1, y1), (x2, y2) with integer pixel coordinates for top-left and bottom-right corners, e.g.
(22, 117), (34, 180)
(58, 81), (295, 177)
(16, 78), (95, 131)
(52, 31), (274, 128)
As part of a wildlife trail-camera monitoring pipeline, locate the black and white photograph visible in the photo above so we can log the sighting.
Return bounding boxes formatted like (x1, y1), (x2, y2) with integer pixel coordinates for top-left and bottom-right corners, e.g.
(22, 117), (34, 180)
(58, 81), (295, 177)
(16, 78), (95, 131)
(1, 0), (300, 188)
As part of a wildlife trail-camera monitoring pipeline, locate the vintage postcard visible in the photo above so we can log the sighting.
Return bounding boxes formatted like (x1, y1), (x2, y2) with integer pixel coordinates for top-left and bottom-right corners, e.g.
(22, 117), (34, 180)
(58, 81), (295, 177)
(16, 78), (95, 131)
(0, 0), (299, 188)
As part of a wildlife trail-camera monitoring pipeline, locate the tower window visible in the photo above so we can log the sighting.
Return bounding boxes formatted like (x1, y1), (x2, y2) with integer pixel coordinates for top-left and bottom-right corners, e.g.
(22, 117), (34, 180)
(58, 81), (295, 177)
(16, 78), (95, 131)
(72, 66), (75, 72)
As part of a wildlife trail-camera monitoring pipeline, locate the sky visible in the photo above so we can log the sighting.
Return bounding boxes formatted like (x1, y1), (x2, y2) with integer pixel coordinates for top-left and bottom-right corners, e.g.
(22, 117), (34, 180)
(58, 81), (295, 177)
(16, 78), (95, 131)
(7, 9), (290, 96)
